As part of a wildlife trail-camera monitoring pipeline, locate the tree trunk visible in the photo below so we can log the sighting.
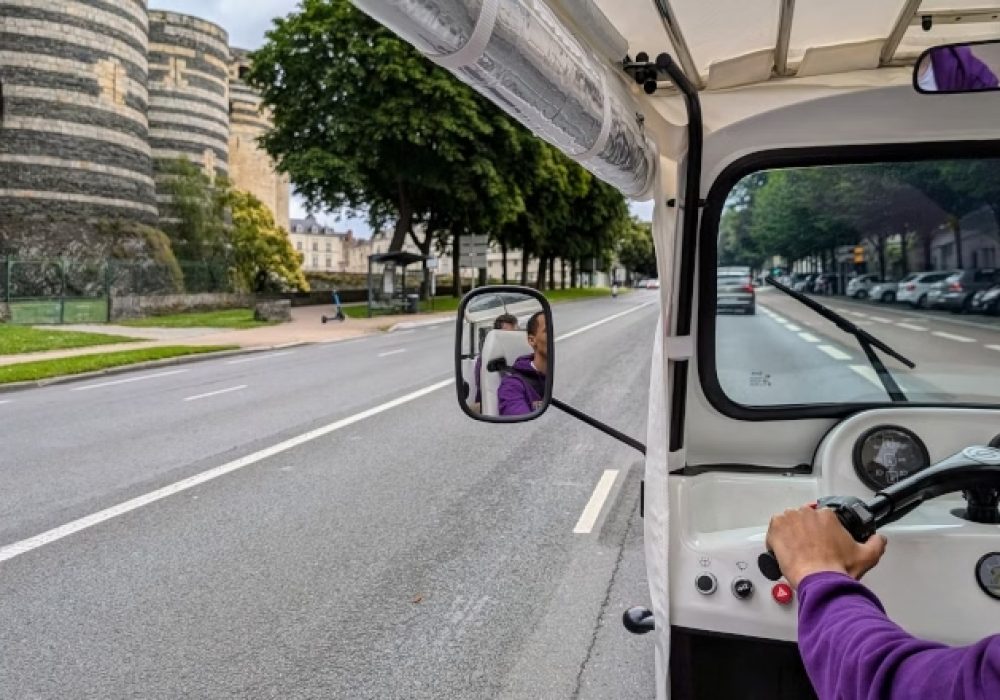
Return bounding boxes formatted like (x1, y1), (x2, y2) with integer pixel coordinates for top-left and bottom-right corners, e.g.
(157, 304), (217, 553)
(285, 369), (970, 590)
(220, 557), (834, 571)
(900, 233), (909, 275)
(501, 242), (508, 284)
(390, 181), (412, 252)
(877, 234), (887, 279)
(535, 254), (548, 290)
(452, 233), (462, 297)
(950, 217), (964, 269)
(561, 259), (567, 289)
(571, 259), (579, 288)
(548, 258), (555, 289)
(521, 253), (530, 285)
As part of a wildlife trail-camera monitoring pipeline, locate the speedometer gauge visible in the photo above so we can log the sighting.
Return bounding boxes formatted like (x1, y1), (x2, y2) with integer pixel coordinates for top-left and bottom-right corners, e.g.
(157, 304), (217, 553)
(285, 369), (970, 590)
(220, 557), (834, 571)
(852, 426), (930, 491)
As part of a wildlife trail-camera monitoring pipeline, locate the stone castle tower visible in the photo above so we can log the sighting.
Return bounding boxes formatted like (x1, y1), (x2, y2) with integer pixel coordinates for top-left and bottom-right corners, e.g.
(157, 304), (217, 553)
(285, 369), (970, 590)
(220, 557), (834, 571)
(0, 1), (290, 255)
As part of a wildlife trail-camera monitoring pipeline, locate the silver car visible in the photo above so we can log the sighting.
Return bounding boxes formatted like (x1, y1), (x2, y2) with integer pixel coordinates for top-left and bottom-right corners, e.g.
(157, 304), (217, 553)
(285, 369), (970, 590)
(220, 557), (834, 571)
(717, 269), (755, 315)
(897, 270), (956, 308)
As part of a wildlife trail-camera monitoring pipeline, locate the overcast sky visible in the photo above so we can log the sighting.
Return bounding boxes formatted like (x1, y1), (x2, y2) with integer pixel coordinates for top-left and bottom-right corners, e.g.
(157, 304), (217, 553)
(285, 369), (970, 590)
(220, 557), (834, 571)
(150, 0), (655, 235)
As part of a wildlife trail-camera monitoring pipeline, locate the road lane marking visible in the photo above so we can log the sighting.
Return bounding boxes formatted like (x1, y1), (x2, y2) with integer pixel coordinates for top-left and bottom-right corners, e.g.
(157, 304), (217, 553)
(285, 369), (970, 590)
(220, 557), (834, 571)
(849, 311), (868, 318)
(818, 345), (851, 361)
(391, 330), (416, 337)
(770, 314), (788, 324)
(932, 331), (976, 343)
(850, 365), (883, 388)
(573, 470), (619, 534)
(71, 369), (188, 392)
(555, 302), (654, 342)
(0, 400), (11, 406)
(225, 351), (294, 365)
(870, 316), (892, 323)
(785, 324), (801, 331)
(0, 378), (455, 564)
(378, 349), (407, 358)
(798, 332), (820, 343)
(183, 385), (248, 402)
(896, 323), (928, 332)
(988, 345), (1000, 352)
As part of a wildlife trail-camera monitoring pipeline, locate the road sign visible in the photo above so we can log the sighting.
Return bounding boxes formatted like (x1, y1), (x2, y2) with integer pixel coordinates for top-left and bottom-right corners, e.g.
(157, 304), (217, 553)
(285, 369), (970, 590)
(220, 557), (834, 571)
(459, 252), (488, 269)
(426, 257), (439, 270)
(464, 234), (489, 248)
(853, 245), (865, 264)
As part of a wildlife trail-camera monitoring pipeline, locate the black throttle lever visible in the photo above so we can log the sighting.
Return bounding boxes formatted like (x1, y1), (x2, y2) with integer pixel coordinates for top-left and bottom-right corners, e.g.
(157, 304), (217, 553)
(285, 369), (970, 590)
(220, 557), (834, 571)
(757, 496), (878, 582)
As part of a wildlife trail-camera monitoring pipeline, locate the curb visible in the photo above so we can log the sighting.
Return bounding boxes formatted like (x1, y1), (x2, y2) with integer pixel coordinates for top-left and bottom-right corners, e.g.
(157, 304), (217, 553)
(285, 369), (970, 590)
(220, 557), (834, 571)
(388, 316), (456, 333)
(0, 342), (317, 394)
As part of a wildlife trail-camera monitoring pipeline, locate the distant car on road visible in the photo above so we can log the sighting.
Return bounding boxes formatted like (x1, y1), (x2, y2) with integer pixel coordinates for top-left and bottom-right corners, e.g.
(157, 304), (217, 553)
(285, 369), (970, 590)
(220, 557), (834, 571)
(896, 270), (954, 308)
(716, 267), (755, 315)
(927, 268), (1000, 312)
(646, 278), (660, 289)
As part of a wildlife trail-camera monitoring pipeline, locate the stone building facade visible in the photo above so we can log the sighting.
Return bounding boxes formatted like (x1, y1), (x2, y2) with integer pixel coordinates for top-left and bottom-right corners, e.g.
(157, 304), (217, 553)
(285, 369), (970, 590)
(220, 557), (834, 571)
(0, 2), (289, 256)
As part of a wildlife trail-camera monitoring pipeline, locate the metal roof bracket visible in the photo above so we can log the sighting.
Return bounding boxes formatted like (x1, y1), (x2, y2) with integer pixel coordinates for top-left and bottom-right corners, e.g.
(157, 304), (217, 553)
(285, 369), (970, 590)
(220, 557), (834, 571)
(652, 0), (704, 89)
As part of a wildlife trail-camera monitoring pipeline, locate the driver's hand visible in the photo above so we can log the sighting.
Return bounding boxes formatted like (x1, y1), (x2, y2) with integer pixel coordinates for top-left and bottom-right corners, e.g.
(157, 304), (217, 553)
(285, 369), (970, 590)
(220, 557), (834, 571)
(765, 506), (887, 589)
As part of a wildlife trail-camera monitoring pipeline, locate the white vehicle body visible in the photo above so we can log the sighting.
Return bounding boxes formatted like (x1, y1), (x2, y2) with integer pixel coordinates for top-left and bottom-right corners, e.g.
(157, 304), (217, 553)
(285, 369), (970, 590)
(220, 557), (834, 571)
(896, 270), (956, 306)
(846, 273), (881, 298)
(353, 1), (1000, 697)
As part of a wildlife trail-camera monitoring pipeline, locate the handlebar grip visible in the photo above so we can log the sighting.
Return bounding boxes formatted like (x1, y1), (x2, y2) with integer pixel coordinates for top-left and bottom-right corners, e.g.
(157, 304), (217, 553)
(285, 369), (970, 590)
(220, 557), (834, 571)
(757, 497), (876, 582)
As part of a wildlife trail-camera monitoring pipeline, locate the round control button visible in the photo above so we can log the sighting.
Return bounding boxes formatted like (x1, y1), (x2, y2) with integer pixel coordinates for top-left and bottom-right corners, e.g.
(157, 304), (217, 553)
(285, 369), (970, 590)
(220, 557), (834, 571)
(772, 583), (794, 605)
(732, 578), (754, 600)
(976, 552), (1000, 600)
(695, 572), (717, 595)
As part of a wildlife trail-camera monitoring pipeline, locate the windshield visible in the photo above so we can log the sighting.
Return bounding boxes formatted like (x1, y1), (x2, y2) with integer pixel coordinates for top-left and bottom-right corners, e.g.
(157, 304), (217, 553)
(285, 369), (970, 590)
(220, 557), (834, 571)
(715, 157), (1000, 408)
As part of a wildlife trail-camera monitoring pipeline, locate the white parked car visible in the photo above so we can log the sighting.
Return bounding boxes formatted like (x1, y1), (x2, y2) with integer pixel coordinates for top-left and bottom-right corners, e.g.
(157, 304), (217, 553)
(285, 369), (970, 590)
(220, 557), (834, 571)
(845, 273), (882, 298)
(870, 274), (916, 303)
(895, 270), (955, 308)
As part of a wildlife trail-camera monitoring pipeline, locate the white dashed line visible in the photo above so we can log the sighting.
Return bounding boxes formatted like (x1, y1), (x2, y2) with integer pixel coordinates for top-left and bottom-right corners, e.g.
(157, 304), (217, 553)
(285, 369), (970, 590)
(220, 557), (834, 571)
(896, 323), (928, 332)
(848, 311), (868, 318)
(183, 385), (248, 402)
(770, 314), (788, 324)
(818, 345), (852, 361)
(988, 345), (1000, 352)
(870, 317), (892, 323)
(850, 365), (883, 388)
(573, 470), (619, 534)
(225, 351), (294, 365)
(798, 333), (820, 343)
(932, 331), (976, 343)
(71, 369), (188, 392)
(0, 400), (11, 406)
(378, 349), (407, 358)
(785, 324), (802, 331)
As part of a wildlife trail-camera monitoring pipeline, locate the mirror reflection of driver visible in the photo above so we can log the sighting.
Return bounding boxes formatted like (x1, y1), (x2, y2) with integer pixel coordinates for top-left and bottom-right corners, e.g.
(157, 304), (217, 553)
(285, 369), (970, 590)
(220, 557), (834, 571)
(498, 312), (547, 417)
(918, 45), (999, 92)
(473, 314), (518, 406)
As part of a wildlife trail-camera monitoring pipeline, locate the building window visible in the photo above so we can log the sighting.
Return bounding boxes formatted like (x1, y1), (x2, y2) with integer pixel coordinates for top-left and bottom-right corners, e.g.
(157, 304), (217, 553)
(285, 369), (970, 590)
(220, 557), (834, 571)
(311, 255), (318, 268)
(296, 241), (302, 251)
(326, 242), (332, 252)
(312, 242), (318, 252)
(326, 256), (332, 269)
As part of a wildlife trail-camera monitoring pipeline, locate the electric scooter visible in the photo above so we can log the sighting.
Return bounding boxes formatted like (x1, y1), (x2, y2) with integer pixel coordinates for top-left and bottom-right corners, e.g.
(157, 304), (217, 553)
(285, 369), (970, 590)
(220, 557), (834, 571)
(321, 289), (346, 323)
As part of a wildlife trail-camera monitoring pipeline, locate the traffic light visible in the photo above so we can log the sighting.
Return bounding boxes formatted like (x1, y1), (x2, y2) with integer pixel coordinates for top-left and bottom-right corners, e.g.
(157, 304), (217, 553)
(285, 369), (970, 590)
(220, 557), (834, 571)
(853, 246), (865, 264)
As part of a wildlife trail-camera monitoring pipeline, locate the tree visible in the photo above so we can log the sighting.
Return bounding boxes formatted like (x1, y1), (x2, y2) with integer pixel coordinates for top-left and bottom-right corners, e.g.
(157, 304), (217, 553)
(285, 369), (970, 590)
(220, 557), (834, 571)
(617, 217), (656, 281)
(156, 159), (229, 261)
(225, 190), (309, 293)
(248, 0), (513, 257)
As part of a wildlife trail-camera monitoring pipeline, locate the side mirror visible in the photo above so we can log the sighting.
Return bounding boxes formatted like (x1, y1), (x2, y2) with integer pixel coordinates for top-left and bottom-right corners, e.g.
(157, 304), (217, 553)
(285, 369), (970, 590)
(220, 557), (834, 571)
(914, 40), (1000, 94)
(454, 286), (554, 423)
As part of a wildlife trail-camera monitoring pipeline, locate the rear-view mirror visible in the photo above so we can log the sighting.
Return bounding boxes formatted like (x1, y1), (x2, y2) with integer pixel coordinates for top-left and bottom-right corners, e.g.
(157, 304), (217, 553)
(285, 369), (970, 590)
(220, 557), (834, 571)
(914, 40), (1000, 94)
(454, 286), (554, 423)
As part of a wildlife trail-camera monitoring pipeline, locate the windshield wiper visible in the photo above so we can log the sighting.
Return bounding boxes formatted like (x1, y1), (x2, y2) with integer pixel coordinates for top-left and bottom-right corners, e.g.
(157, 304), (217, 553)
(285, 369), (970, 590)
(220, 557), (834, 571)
(764, 276), (915, 403)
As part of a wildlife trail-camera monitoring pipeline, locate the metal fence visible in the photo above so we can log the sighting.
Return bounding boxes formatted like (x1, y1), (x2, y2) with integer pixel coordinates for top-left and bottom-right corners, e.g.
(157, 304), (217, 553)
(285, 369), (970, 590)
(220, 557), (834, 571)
(2, 257), (234, 324)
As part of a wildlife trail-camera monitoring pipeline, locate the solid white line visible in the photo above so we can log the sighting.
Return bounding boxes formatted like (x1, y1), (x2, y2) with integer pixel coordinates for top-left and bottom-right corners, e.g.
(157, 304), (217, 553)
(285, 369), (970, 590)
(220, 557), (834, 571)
(225, 351), (294, 365)
(896, 323), (928, 332)
(183, 385), (248, 402)
(785, 324), (802, 332)
(850, 365), (883, 388)
(849, 311), (868, 318)
(391, 330), (415, 337)
(932, 331), (976, 343)
(987, 345), (1000, 352)
(818, 345), (851, 361)
(0, 400), (11, 406)
(0, 378), (454, 564)
(555, 302), (654, 342)
(573, 470), (619, 534)
(378, 349), (407, 358)
(870, 317), (892, 323)
(798, 332), (820, 343)
(71, 369), (188, 392)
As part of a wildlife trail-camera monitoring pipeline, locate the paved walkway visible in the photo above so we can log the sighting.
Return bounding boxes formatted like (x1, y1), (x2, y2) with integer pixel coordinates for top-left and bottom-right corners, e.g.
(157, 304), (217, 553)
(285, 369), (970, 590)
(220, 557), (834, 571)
(0, 305), (455, 367)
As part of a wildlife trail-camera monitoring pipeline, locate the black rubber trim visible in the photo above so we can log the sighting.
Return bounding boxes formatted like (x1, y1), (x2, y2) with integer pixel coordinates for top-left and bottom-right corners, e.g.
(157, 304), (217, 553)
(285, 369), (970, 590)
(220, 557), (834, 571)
(698, 140), (1000, 422)
(671, 463), (812, 477)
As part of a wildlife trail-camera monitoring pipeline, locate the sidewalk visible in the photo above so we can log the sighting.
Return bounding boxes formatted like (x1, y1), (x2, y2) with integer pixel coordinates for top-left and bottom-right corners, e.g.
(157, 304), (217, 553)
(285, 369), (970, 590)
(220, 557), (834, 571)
(0, 305), (455, 368)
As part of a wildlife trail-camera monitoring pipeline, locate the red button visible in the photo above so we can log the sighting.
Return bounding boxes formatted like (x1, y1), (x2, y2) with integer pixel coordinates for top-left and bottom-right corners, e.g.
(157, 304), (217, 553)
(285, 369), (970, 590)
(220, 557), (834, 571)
(772, 583), (794, 605)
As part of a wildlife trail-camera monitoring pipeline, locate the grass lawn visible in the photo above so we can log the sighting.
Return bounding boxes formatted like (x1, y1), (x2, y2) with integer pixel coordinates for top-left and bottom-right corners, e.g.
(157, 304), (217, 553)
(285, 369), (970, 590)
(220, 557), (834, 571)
(0, 325), (139, 355)
(0, 345), (238, 384)
(342, 288), (617, 318)
(119, 309), (274, 329)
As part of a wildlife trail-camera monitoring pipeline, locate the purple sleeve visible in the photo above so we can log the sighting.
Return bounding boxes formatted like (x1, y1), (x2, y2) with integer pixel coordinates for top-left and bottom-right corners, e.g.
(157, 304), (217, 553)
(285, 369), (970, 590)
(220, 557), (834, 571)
(797, 571), (1000, 700)
(497, 376), (532, 416)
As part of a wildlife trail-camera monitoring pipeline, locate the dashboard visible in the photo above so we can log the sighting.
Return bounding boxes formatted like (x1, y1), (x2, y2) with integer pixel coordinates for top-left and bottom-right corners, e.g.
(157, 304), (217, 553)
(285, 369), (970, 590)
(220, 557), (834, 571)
(669, 408), (1000, 643)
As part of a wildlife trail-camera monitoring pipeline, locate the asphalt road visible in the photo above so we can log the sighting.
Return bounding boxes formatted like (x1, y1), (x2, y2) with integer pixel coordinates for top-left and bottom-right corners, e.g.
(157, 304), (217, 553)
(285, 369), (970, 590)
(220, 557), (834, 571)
(0, 292), (659, 699)
(717, 288), (1000, 406)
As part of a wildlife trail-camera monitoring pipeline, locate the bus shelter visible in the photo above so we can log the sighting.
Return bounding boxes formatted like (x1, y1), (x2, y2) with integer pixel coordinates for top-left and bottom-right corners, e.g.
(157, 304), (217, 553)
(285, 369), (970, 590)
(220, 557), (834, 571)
(366, 251), (426, 318)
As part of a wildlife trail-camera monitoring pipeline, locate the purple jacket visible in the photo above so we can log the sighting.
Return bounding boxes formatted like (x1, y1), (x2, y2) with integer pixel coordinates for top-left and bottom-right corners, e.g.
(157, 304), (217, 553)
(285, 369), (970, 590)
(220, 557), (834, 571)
(798, 572), (1000, 699)
(497, 354), (543, 416)
(930, 46), (999, 91)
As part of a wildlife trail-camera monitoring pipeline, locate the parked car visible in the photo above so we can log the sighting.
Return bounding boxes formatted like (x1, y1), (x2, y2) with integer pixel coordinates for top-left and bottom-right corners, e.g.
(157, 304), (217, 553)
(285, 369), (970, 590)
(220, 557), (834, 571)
(791, 273), (817, 292)
(813, 273), (840, 295)
(927, 269), (1000, 312)
(716, 268), (755, 315)
(646, 278), (660, 289)
(845, 273), (882, 298)
(896, 270), (955, 308)
(870, 273), (919, 303)
(970, 283), (1000, 315)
